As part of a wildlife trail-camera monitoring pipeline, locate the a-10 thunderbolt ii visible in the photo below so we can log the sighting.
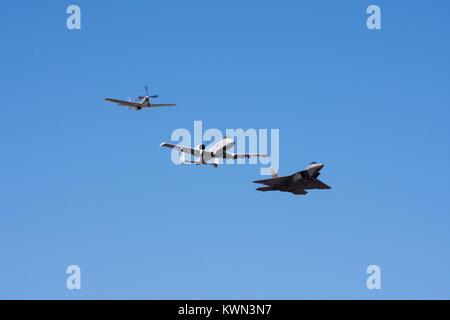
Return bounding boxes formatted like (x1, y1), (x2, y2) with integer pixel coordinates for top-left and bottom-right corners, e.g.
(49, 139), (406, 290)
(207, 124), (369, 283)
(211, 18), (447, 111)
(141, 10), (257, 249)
(252, 162), (331, 195)
(160, 136), (267, 167)
(105, 86), (176, 110)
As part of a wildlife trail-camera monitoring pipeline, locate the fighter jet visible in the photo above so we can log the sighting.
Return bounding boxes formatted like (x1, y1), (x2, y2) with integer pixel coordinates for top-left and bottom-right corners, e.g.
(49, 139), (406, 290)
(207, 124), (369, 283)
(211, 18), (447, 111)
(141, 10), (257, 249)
(253, 162), (331, 195)
(105, 86), (176, 110)
(160, 136), (267, 167)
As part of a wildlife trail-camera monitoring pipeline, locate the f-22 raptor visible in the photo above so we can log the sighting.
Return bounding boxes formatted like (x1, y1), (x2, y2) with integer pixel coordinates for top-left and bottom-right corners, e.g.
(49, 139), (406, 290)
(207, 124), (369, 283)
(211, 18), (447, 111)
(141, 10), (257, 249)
(253, 162), (331, 195)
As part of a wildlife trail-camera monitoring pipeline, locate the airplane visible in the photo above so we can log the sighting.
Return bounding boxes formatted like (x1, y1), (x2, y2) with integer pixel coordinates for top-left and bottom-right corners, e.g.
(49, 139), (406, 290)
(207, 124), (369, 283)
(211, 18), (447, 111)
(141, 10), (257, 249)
(252, 162), (331, 195)
(105, 86), (176, 110)
(160, 136), (267, 168)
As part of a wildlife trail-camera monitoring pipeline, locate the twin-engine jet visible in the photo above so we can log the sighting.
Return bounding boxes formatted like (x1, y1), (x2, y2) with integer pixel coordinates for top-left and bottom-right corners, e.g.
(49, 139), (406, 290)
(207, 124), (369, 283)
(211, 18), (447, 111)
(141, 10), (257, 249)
(160, 136), (267, 168)
(105, 86), (176, 110)
(253, 162), (331, 195)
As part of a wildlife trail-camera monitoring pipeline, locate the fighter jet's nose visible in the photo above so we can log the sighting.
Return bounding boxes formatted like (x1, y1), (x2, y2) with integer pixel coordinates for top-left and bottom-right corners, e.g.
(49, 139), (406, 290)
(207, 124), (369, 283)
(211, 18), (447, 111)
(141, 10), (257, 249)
(319, 164), (324, 169)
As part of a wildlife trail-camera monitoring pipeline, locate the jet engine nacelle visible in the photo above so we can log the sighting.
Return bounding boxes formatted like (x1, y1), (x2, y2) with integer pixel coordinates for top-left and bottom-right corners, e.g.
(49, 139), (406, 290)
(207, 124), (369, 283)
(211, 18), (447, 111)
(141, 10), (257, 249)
(196, 144), (206, 150)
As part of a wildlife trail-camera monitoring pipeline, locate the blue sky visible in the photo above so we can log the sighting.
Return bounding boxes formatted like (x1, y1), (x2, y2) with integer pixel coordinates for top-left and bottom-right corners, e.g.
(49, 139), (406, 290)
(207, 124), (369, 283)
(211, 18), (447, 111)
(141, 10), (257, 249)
(1, 0), (449, 299)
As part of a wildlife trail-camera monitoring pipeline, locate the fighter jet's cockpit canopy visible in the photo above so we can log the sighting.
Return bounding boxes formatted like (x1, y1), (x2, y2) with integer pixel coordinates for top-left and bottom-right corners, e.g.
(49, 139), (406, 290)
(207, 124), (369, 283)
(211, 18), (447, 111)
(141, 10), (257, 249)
(309, 161), (317, 165)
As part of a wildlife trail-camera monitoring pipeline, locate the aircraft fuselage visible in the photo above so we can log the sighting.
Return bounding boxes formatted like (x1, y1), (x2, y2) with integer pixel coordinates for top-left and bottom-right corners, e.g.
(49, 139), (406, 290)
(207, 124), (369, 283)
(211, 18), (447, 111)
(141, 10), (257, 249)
(200, 136), (235, 162)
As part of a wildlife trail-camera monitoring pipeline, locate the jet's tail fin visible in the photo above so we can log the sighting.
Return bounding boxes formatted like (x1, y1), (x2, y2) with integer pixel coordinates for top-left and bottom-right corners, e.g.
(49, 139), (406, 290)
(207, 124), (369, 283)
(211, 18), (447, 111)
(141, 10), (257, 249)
(270, 167), (280, 178)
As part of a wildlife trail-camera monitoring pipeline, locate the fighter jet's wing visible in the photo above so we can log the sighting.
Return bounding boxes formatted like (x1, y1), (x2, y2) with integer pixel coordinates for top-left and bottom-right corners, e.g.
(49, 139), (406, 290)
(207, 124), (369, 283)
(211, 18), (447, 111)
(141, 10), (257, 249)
(252, 175), (291, 187)
(256, 186), (278, 192)
(150, 104), (176, 107)
(224, 153), (267, 159)
(160, 143), (206, 157)
(105, 98), (142, 107)
(308, 179), (331, 189)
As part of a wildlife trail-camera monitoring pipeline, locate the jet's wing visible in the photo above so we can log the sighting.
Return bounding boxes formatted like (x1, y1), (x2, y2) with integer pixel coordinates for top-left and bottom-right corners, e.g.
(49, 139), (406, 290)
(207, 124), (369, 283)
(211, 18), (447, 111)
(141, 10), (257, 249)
(256, 186), (278, 192)
(252, 175), (291, 187)
(308, 179), (331, 190)
(105, 98), (142, 107)
(159, 143), (203, 157)
(150, 104), (176, 107)
(224, 153), (267, 159)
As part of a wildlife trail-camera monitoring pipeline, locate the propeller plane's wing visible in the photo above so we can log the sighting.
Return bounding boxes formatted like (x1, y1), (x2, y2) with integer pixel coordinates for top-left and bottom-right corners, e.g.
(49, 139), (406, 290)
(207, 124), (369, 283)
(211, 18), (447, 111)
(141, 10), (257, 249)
(105, 98), (142, 108)
(150, 104), (177, 107)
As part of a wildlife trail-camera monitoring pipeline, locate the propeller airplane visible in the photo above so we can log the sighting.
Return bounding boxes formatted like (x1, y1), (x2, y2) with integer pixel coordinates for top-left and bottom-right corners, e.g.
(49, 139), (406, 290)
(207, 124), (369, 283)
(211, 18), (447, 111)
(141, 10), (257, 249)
(105, 86), (176, 110)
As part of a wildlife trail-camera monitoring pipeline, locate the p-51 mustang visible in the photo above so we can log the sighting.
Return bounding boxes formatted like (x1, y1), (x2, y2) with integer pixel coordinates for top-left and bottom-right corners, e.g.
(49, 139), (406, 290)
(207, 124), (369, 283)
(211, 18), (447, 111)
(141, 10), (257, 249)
(105, 86), (176, 110)
(160, 136), (267, 167)
(253, 162), (331, 195)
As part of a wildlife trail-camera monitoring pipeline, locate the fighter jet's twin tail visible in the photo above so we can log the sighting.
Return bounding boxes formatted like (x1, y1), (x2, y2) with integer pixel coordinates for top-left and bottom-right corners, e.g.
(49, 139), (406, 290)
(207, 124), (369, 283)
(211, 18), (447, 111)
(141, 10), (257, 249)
(106, 87), (331, 195)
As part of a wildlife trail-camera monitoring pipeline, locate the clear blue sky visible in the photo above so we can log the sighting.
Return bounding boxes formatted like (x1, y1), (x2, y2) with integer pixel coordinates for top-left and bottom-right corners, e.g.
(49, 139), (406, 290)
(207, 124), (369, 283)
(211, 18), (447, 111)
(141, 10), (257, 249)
(1, 0), (449, 299)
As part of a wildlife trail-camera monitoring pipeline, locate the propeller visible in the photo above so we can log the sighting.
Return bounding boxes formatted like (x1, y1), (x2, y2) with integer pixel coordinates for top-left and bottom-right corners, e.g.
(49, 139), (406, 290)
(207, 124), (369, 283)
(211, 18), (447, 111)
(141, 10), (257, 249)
(136, 85), (158, 101)
(147, 85), (159, 98)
